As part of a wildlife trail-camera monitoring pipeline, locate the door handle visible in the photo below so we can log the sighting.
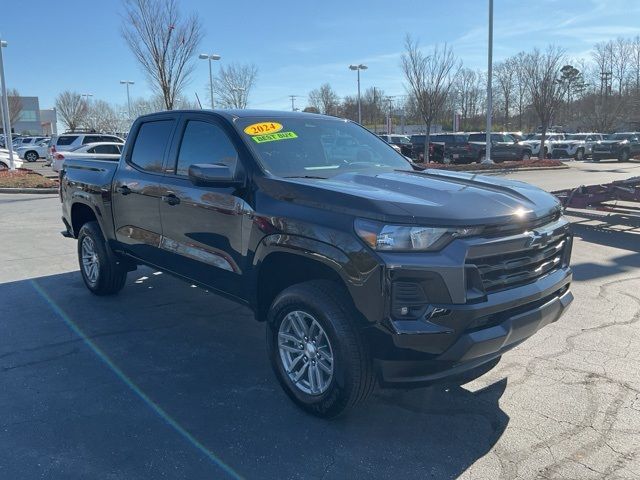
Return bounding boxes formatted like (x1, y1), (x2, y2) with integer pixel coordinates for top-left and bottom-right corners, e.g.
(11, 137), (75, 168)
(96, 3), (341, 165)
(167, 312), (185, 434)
(116, 185), (131, 195)
(162, 193), (181, 206)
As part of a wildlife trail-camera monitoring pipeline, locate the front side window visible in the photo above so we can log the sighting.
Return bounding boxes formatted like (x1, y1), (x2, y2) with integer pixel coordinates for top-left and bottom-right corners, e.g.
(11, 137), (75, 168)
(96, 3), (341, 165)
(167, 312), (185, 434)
(175, 120), (238, 177)
(82, 135), (102, 144)
(129, 120), (175, 172)
(93, 144), (121, 154)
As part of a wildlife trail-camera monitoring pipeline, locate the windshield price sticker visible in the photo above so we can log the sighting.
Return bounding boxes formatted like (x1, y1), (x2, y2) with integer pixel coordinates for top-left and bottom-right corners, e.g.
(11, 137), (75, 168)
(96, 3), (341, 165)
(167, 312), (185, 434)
(244, 122), (283, 136)
(252, 131), (298, 143)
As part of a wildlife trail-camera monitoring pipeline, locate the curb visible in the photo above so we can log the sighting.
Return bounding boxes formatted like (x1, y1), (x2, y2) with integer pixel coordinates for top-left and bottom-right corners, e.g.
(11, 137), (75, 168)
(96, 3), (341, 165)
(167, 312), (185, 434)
(0, 187), (58, 194)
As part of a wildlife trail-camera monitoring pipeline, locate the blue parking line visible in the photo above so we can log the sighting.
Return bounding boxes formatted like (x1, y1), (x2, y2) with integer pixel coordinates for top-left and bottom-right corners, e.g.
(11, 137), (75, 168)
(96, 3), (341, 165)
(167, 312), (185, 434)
(30, 280), (243, 480)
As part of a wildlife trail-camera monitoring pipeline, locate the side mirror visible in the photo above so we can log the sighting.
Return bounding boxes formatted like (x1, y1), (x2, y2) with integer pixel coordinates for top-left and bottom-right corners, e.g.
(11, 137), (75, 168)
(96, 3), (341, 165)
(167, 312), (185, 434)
(188, 163), (242, 187)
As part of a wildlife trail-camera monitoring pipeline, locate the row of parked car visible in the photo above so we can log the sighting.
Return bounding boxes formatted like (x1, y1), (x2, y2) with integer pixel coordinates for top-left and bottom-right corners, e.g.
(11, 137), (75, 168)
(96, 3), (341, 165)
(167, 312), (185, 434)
(378, 131), (640, 164)
(0, 132), (125, 171)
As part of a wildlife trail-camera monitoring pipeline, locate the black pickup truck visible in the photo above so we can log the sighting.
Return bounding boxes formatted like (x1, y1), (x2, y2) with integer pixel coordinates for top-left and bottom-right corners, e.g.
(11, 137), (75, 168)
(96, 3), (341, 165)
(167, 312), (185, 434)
(60, 110), (573, 417)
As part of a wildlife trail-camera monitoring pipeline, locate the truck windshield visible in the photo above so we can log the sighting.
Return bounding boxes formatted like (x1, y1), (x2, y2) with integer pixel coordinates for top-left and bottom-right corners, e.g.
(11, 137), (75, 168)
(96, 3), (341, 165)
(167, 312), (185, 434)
(236, 116), (410, 178)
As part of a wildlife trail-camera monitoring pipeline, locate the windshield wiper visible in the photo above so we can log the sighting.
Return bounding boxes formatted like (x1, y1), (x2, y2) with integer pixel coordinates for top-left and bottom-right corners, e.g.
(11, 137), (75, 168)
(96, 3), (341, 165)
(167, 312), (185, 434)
(283, 175), (328, 180)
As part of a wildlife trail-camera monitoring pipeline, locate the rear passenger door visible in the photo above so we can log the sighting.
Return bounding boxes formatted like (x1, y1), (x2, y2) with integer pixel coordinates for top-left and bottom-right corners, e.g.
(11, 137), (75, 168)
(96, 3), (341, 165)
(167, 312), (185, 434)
(111, 115), (178, 266)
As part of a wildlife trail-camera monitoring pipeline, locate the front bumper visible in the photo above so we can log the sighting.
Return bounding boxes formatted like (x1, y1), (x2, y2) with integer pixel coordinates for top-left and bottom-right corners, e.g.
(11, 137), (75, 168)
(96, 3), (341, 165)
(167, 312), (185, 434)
(364, 217), (573, 386)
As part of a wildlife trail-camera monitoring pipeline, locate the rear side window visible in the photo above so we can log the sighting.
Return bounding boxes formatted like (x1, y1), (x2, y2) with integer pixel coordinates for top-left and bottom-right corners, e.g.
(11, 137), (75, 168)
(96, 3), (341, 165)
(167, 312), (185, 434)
(103, 136), (123, 143)
(56, 136), (78, 146)
(130, 120), (175, 172)
(91, 144), (121, 154)
(175, 120), (238, 176)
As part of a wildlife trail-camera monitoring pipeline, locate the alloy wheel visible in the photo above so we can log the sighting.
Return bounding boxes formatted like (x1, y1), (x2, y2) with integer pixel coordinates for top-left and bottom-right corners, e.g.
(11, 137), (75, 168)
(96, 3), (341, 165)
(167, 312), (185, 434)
(278, 310), (334, 395)
(81, 236), (100, 285)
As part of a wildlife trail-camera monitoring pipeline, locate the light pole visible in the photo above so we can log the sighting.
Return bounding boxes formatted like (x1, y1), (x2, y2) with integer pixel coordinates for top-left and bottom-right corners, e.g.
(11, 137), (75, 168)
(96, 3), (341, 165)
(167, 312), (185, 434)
(231, 87), (246, 109)
(199, 53), (221, 109)
(349, 64), (367, 124)
(485, 0), (494, 163)
(120, 80), (134, 124)
(0, 39), (15, 170)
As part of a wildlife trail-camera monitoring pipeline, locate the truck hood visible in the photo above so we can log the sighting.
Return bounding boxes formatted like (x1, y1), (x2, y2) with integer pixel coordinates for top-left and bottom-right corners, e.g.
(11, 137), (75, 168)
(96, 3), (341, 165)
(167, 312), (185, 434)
(261, 169), (560, 226)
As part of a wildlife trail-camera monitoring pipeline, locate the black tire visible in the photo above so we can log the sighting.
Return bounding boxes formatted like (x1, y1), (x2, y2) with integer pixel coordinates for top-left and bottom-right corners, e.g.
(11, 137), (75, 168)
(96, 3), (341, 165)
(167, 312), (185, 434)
(0, 161), (7, 170)
(618, 149), (630, 162)
(521, 151), (531, 161)
(266, 280), (375, 418)
(25, 151), (38, 162)
(77, 221), (127, 295)
(574, 148), (584, 161)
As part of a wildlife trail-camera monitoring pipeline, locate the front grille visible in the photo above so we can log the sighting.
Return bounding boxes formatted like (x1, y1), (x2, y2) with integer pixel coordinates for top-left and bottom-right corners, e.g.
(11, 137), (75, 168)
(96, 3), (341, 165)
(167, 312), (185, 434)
(467, 236), (566, 293)
(482, 210), (561, 238)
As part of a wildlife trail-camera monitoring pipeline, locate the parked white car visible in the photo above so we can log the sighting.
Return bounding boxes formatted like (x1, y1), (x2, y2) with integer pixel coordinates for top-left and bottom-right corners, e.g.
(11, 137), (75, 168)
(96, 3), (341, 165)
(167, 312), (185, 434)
(521, 133), (565, 157)
(0, 149), (24, 169)
(549, 133), (606, 160)
(52, 142), (123, 172)
(17, 140), (51, 162)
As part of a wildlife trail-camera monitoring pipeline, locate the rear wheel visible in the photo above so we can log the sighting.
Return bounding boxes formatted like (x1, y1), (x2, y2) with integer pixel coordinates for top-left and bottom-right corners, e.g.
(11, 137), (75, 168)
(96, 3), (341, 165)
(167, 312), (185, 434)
(77, 221), (127, 295)
(266, 280), (375, 418)
(25, 151), (38, 162)
(0, 161), (7, 170)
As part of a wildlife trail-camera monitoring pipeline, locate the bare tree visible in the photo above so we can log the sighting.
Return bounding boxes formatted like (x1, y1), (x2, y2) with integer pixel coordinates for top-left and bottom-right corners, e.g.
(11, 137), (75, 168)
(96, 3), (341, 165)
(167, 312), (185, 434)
(592, 40), (615, 95)
(213, 63), (258, 109)
(494, 60), (515, 130)
(512, 52), (530, 131)
(6, 89), (23, 126)
(121, 0), (203, 110)
(84, 100), (122, 133)
(55, 91), (88, 131)
(632, 35), (640, 94)
(454, 68), (485, 131)
(611, 37), (632, 95)
(308, 83), (340, 115)
(401, 35), (460, 162)
(521, 46), (565, 157)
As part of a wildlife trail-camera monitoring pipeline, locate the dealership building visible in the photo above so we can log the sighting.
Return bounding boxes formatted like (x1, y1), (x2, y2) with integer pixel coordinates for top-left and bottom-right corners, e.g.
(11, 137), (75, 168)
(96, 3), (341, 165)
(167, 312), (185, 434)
(0, 95), (57, 135)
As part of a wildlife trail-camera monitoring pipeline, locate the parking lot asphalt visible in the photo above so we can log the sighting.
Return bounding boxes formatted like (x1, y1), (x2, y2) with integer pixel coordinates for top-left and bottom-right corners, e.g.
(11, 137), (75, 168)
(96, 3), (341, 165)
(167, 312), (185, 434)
(1, 167), (639, 479)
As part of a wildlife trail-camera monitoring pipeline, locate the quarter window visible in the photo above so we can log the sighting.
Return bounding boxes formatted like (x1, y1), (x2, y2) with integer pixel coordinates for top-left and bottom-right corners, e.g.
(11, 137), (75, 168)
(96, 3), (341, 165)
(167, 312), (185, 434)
(175, 120), (238, 176)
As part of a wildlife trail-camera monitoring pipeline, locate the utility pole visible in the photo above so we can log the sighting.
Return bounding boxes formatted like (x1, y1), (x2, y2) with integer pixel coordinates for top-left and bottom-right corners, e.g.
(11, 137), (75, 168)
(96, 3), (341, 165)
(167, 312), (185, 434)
(120, 81), (134, 125)
(289, 95), (298, 111)
(485, 0), (494, 164)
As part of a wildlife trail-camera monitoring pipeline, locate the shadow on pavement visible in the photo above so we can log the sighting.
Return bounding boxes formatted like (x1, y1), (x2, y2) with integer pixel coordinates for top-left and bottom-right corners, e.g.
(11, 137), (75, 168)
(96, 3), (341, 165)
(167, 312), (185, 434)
(568, 210), (640, 282)
(0, 269), (509, 480)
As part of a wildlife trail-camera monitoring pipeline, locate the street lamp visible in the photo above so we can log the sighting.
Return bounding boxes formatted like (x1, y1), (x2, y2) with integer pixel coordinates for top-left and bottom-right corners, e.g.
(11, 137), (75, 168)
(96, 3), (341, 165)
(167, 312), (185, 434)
(231, 87), (246, 109)
(349, 64), (367, 124)
(120, 81), (134, 123)
(0, 38), (15, 170)
(199, 53), (221, 109)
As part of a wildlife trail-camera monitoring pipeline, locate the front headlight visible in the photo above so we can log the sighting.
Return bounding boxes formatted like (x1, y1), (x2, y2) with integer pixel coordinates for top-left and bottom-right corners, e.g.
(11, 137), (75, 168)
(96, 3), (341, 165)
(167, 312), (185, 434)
(354, 218), (481, 252)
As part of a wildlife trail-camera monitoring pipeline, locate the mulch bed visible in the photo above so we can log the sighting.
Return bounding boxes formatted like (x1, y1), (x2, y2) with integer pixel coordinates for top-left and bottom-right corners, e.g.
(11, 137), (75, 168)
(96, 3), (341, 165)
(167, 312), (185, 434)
(0, 168), (58, 188)
(414, 159), (565, 172)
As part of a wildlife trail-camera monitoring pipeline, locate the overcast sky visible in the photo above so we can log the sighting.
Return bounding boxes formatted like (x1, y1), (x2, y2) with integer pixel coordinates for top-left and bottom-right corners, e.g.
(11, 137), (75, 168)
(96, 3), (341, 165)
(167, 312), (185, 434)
(2, 0), (640, 112)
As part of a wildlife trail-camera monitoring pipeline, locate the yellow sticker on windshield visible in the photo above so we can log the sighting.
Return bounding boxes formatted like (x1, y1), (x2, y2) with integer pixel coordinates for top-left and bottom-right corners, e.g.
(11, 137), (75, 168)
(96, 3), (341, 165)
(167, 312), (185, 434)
(244, 122), (283, 136)
(252, 131), (298, 143)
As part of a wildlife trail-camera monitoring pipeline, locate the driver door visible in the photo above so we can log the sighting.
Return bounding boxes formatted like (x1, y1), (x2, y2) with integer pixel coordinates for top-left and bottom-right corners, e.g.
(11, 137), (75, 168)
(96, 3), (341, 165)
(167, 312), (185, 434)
(156, 114), (250, 298)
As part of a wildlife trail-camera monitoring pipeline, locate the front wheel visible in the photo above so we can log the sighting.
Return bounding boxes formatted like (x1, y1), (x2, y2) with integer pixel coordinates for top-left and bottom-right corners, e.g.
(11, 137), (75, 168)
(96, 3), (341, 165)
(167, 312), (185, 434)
(25, 151), (38, 162)
(574, 149), (584, 161)
(77, 221), (127, 295)
(618, 149), (630, 162)
(266, 280), (375, 418)
(521, 151), (531, 161)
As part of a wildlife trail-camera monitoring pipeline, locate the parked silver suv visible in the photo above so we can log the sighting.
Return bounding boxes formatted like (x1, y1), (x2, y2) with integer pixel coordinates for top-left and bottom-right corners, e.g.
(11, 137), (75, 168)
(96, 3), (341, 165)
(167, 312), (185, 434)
(47, 133), (125, 162)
